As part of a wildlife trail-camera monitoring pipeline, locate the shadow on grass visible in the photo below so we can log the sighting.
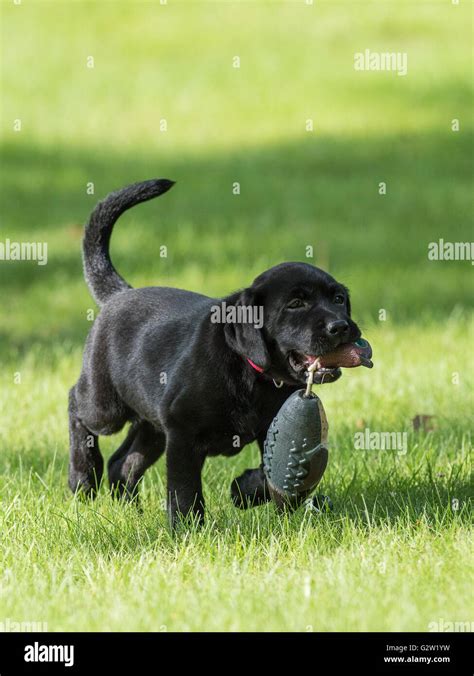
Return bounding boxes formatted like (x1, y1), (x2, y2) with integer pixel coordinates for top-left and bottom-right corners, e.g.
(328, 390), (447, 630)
(1, 130), (472, 356)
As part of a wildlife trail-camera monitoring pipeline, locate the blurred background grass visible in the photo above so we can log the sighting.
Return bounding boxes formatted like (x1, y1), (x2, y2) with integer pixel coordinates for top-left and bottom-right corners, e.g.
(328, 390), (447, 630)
(1, 1), (472, 353)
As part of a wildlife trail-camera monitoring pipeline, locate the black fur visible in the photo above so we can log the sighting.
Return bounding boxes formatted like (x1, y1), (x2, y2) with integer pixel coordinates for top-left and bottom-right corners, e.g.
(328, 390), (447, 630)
(69, 179), (361, 528)
(82, 179), (175, 306)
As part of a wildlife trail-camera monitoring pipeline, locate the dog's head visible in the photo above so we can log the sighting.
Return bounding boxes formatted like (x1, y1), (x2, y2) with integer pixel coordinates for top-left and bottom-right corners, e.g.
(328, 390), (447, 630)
(225, 262), (361, 385)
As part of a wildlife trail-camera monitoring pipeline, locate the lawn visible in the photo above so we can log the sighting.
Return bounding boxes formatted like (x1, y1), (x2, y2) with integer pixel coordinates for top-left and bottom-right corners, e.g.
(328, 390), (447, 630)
(0, 1), (472, 632)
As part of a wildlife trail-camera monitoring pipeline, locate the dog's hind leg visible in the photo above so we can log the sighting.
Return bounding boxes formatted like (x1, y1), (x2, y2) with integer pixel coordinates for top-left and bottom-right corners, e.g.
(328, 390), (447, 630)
(108, 421), (165, 501)
(68, 386), (104, 497)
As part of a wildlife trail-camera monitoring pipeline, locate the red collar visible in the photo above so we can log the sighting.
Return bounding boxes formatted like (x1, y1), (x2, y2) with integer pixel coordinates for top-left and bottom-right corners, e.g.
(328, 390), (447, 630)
(246, 357), (265, 374)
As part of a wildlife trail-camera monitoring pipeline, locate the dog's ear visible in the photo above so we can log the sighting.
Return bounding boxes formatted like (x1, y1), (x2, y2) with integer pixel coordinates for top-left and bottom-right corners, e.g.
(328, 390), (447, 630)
(224, 288), (271, 371)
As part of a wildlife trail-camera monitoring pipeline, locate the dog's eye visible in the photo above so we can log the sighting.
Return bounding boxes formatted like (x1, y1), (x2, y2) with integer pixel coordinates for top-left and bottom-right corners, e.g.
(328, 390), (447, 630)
(334, 294), (345, 305)
(287, 298), (305, 309)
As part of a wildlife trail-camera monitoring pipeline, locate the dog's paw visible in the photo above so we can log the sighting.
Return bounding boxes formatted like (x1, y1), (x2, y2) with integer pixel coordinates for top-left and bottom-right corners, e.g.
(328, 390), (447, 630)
(68, 473), (101, 499)
(230, 468), (270, 509)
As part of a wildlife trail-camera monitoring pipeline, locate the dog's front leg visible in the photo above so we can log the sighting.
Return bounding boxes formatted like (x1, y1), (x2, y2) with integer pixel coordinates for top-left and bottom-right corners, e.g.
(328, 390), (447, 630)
(166, 431), (205, 529)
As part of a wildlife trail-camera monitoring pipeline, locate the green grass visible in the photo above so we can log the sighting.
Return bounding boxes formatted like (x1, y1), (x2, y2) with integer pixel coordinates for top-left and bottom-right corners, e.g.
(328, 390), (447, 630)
(0, 1), (472, 632)
(0, 321), (472, 631)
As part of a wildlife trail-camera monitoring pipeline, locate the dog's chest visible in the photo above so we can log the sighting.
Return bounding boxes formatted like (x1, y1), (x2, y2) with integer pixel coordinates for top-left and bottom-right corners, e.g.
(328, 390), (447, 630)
(196, 386), (292, 457)
(199, 430), (257, 457)
(196, 411), (261, 457)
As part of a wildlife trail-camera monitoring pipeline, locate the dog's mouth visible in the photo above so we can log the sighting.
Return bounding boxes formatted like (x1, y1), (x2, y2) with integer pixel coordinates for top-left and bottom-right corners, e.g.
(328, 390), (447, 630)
(288, 351), (341, 384)
(287, 338), (373, 385)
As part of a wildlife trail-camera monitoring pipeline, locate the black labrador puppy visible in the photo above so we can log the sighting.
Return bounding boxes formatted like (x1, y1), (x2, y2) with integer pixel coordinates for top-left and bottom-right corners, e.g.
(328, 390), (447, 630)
(69, 179), (361, 528)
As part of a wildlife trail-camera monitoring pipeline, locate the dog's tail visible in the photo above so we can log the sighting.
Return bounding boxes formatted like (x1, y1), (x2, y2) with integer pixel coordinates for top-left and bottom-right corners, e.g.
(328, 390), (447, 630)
(83, 178), (175, 306)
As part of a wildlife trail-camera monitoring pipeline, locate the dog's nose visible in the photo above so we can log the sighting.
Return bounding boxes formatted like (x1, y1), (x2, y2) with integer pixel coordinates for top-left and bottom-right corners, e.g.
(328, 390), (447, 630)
(326, 319), (349, 338)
